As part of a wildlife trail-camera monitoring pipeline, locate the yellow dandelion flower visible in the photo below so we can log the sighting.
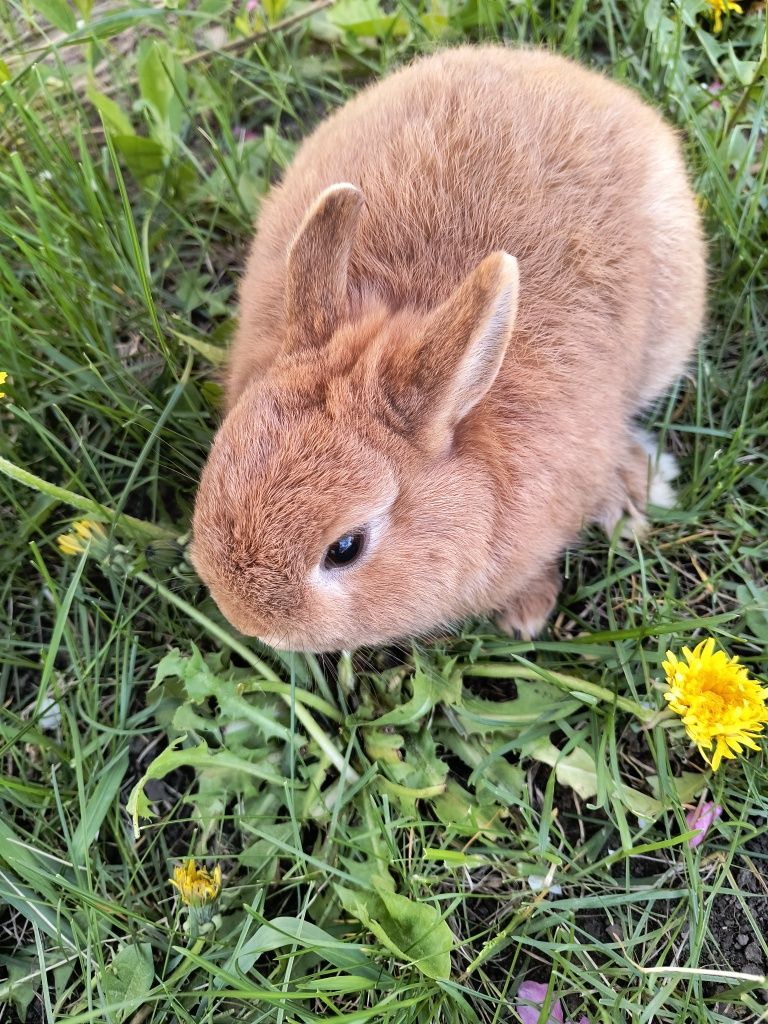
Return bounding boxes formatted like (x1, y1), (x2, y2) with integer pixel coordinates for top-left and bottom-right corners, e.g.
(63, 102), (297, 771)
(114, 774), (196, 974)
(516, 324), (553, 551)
(0, 370), (7, 399)
(705, 0), (742, 33)
(170, 860), (222, 907)
(57, 533), (83, 556)
(663, 638), (768, 771)
(56, 519), (106, 556)
(73, 519), (106, 541)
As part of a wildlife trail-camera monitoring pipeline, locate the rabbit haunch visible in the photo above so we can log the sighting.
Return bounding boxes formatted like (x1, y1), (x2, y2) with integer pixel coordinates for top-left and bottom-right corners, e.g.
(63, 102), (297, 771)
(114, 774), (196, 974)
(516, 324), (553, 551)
(191, 45), (705, 652)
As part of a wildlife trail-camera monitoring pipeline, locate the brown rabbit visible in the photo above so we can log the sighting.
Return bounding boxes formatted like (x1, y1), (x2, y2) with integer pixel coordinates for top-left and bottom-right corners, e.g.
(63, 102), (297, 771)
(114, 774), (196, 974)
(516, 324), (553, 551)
(191, 45), (705, 652)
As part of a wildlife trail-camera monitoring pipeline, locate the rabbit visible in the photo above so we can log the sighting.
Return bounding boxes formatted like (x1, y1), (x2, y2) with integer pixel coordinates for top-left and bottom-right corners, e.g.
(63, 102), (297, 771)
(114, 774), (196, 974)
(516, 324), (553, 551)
(191, 45), (705, 653)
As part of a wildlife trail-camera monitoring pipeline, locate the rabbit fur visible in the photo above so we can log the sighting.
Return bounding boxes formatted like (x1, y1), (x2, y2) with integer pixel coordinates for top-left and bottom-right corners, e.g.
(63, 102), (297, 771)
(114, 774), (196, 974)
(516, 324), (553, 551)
(191, 45), (705, 652)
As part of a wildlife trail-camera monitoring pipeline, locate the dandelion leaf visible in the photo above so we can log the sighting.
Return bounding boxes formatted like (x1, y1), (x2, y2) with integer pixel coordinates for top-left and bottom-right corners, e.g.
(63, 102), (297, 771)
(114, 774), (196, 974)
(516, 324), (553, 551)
(337, 885), (453, 981)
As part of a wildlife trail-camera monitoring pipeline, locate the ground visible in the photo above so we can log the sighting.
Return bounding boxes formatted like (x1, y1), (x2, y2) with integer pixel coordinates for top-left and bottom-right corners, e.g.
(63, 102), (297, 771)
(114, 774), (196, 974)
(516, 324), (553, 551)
(0, 1), (767, 1022)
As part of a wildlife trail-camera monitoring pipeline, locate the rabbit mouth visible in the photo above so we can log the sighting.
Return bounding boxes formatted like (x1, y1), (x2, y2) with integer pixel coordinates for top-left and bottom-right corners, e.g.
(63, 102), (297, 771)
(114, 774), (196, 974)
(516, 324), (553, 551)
(259, 632), (347, 654)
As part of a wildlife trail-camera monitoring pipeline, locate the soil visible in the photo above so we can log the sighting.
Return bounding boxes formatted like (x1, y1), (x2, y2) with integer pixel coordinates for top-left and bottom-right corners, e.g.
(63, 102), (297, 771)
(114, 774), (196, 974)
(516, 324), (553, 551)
(705, 830), (768, 987)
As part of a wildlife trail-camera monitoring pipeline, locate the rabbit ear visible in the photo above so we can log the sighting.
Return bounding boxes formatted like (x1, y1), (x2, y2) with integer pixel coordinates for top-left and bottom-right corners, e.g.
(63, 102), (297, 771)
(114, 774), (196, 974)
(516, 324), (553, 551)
(382, 252), (519, 448)
(285, 183), (364, 349)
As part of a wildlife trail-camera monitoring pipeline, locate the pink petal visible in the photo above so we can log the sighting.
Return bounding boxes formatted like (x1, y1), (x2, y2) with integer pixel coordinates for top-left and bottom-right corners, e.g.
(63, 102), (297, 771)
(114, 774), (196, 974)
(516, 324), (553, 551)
(517, 980), (565, 1024)
(685, 801), (722, 849)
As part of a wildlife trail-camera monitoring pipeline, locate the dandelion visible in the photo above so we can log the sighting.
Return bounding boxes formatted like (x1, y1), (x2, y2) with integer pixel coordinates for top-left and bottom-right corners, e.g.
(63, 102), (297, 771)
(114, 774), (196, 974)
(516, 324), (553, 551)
(705, 0), (742, 33)
(685, 799), (723, 849)
(170, 859), (222, 908)
(56, 519), (106, 556)
(663, 638), (768, 771)
(0, 371), (7, 399)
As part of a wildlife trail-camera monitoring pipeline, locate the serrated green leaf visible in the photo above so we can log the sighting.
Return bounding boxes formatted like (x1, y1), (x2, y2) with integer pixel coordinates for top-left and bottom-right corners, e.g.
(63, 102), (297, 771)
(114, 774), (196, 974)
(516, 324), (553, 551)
(156, 646), (290, 741)
(432, 778), (508, 837)
(0, 956), (38, 1019)
(126, 737), (287, 837)
(102, 943), (153, 1019)
(362, 664), (461, 728)
(461, 680), (581, 733)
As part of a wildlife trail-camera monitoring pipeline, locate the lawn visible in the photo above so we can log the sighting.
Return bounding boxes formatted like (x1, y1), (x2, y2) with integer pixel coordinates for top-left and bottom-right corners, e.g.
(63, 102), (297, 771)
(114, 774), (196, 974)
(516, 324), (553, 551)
(0, 0), (767, 1021)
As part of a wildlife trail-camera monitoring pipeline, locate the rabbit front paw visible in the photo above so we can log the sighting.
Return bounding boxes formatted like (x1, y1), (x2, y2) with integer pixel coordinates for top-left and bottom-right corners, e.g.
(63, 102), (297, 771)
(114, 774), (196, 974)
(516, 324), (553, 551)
(596, 428), (678, 539)
(496, 567), (561, 640)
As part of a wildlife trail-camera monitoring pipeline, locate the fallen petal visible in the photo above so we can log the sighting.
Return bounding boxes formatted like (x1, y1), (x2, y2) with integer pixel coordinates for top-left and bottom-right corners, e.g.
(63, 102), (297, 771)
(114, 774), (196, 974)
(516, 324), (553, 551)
(685, 800), (723, 849)
(517, 980), (565, 1024)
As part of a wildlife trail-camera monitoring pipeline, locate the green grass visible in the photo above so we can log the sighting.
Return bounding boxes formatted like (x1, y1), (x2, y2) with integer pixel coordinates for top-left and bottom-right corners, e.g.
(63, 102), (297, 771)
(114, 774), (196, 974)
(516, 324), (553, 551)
(0, 1), (767, 1021)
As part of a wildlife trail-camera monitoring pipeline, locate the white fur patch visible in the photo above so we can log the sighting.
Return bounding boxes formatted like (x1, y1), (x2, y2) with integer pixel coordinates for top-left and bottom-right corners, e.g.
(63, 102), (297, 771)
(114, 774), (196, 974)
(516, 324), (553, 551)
(634, 428), (678, 509)
(648, 451), (678, 509)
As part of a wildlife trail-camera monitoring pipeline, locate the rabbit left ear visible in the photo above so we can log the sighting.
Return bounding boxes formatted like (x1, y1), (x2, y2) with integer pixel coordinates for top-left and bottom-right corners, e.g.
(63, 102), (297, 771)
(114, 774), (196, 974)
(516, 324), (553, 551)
(285, 183), (365, 350)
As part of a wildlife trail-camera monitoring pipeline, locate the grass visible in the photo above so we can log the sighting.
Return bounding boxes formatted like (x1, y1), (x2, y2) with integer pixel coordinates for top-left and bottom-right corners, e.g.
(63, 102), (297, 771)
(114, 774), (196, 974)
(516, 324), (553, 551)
(0, 0), (766, 1021)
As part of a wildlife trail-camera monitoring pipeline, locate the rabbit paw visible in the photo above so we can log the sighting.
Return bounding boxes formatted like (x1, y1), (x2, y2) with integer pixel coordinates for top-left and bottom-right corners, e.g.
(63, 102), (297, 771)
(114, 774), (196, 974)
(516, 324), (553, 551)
(597, 429), (678, 539)
(496, 567), (561, 640)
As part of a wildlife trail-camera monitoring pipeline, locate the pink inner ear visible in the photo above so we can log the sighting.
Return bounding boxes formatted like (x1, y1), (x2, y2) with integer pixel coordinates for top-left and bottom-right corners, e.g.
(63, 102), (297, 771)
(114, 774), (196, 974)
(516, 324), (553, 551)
(423, 251), (519, 432)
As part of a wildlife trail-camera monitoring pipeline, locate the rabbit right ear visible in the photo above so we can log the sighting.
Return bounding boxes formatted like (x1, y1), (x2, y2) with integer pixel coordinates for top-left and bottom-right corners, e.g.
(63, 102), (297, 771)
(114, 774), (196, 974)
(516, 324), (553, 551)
(285, 183), (364, 350)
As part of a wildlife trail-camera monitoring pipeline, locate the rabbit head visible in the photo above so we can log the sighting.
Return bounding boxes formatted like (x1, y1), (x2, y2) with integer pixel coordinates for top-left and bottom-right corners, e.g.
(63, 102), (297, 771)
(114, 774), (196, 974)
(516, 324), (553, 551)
(191, 184), (519, 651)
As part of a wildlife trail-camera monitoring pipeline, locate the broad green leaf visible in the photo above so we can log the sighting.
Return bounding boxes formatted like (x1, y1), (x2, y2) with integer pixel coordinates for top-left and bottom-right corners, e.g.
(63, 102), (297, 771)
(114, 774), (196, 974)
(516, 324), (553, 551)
(364, 727), (404, 763)
(529, 740), (664, 819)
(173, 331), (228, 365)
(0, 956), (38, 1019)
(102, 943), (154, 1019)
(234, 917), (371, 975)
(648, 772), (707, 805)
(0, 59), (11, 83)
(327, 0), (404, 36)
(262, 0), (288, 21)
(643, 0), (662, 31)
(526, 739), (598, 800)
(32, 0), (76, 31)
(137, 39), (175, 124)
(337, 885), (453, 980)
(112, 134), (166, 180)
(86, 86), (133, 136)
(613, 784), (663, 820)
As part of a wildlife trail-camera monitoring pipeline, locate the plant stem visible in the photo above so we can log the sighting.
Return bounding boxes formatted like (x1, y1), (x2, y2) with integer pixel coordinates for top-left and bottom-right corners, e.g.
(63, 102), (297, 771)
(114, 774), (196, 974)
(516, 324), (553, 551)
(462, 661), (656, 725)
(0, 456), (177, 542)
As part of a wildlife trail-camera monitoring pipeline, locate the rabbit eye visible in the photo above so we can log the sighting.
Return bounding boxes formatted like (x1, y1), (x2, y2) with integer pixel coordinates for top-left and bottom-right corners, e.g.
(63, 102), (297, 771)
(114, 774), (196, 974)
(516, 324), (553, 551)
(324, 529), (366, 569)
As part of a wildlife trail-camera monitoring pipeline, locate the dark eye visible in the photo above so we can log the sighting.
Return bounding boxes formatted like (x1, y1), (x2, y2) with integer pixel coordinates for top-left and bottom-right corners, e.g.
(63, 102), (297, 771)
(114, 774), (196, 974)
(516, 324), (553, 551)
(324, 529), (366, 569)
